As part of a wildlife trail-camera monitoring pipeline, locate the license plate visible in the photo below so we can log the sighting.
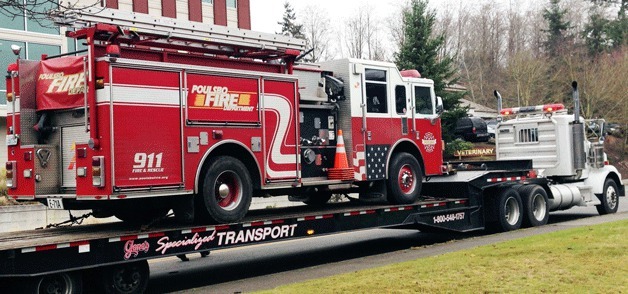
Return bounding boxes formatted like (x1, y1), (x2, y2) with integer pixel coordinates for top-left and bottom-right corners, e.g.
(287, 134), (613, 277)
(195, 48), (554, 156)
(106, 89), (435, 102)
(47, 198), (64, 210)
(6, 135), (18, 146)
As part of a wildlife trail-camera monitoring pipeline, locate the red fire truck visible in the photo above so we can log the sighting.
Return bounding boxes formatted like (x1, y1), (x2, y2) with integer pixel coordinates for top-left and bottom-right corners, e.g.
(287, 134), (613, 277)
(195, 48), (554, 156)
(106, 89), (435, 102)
(5, 8), (446, 224)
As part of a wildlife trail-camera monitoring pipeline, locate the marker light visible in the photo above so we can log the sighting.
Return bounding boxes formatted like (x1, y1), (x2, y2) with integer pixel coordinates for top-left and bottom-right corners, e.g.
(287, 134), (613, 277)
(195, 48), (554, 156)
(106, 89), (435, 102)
(500, 104), (566, 116)
(6, 161), (16, 188)
(92, 156), (105, 187)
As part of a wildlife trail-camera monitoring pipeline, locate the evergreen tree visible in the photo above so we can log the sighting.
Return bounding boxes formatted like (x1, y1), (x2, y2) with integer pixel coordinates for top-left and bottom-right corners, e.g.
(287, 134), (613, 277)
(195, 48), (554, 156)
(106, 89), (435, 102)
(394, 0), (466, 142)
(583, 10), (611, 55)
(277, 1), (304, 39)
(607, 0), (628, 48)
(542, 0), (572, 57)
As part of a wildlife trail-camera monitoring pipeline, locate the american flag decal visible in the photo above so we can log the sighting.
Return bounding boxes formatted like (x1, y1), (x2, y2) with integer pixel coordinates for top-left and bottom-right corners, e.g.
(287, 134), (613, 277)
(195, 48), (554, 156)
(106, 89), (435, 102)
(366, 145), (389, 180)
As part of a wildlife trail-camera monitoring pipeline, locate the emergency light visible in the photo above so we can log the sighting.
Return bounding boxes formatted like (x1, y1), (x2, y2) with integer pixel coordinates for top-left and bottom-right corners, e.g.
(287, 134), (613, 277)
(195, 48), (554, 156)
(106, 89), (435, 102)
(500, 104), (565, 116)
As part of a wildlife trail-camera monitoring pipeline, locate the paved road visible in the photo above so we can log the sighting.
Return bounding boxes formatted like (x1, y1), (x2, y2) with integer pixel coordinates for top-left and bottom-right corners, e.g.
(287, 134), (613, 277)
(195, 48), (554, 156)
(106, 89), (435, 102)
(146, 199), (628, 293)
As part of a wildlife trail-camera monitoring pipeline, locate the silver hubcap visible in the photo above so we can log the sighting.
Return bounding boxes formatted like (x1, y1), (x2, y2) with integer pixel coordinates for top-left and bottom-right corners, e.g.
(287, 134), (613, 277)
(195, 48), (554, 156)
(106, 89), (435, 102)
(532, 193), (547, 221)
(401, 173), (413, 187)
(218, 183), (230, 199)
(504, 197), (520, 225)
(606, 185), (617, 210)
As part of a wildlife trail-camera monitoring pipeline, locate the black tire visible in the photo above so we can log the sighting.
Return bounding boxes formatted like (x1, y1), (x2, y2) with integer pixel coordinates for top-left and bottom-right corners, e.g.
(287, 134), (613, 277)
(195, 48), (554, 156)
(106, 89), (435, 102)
(197, 156), (253, 224)
(493, 187), (523, 232)
(595, 178), (619, 215)
(97, 261), (149, 294)
(518, 185), (549, 227)
(303, 190), (333, 206)
(114, 207), (169, 224)
(17, 272), (82, 294)
(387, 152), (422, 204)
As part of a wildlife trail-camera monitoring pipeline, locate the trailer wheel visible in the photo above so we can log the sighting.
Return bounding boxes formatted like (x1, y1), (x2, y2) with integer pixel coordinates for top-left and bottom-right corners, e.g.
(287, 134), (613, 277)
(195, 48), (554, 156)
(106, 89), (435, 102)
(198, 156), (252, 223)
(19, 272), (82, 294)
(595, 178), (619, 215)
(519, 185), (549, 227)
(387, 152), (422, 204)
(494, 187), (523, 232)
(97, 260), (149, 294)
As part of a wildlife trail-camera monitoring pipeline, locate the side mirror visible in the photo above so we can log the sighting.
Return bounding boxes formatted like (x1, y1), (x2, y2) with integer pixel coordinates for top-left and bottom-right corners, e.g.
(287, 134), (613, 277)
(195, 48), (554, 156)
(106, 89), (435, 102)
(436, 96), (444, 115)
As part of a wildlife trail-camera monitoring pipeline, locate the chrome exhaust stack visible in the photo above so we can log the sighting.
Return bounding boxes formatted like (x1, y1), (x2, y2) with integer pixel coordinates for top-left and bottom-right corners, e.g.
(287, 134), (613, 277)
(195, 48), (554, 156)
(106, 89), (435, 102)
(571, 81), (586, 174)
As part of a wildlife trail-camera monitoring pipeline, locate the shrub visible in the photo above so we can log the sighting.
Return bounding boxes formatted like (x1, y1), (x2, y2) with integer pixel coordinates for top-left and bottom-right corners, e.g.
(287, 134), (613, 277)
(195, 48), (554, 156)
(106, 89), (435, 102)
(445, 139), (474, 158)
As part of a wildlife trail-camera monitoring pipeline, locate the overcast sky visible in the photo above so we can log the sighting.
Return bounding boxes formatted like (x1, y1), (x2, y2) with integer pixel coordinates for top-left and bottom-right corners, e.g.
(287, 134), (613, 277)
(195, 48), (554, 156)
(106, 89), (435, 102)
(249, 0), (546, 34)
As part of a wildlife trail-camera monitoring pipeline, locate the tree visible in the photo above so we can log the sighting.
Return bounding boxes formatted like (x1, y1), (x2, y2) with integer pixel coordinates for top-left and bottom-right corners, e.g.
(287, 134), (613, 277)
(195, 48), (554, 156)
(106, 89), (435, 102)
(343, 6), (386, 60)
(583, 9), (612, 55)
(277, 1), (304, 39)
(301, 5), (332, 62)
(395, 0), (466, 142)
(0, 0), (101, 27)
(542, 0), (572, 57)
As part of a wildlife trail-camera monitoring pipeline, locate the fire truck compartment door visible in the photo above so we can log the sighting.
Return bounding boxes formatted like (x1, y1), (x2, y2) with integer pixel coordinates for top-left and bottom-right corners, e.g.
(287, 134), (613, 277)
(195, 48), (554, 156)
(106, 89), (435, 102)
(61, 125), (89, 188)
(262, 79), (299, 182)
(110, 67), (184, 188)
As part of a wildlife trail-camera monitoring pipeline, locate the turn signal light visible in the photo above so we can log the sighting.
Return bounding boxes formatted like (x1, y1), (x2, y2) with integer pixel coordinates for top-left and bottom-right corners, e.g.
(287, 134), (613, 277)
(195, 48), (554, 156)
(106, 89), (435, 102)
(92, 156), (105, 187)
(6, 161), (16, 188)
(95, 77), (105, 89)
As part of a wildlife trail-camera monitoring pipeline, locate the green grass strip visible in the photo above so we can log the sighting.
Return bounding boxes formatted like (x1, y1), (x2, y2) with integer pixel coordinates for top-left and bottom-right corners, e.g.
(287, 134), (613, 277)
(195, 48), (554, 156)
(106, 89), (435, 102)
(259, 220), (628, 293)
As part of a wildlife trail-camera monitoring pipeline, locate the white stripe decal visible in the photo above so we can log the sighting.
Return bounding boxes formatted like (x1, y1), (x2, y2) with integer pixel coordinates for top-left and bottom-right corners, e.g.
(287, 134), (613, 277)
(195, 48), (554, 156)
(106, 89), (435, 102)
(98, 85), (180, 105)
(264, 93), (298, 178)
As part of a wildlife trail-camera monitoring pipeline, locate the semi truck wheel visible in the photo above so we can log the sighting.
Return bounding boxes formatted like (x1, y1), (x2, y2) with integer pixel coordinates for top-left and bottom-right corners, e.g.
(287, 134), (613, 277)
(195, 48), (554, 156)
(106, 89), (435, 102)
(197, 156), (252, 224)
(494, 187), (523, 232)
(595, 178), (619, 215)
(387, 152), (422, 204)
(19, 271), (82, 294)
(519, 185), (549, 227)
(97, 260), (149, 294)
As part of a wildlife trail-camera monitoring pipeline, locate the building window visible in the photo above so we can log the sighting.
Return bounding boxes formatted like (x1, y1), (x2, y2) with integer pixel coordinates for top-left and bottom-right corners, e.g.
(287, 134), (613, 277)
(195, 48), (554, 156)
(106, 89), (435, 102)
(0, 1), (59, 34)
(26, 2), (59, 34)
(28, 43), (61, 60)
(0, 40), (26, 97)
(202, 0), (213, 4)
(0, 40), (60, 97)
(0, 7), (25, 31)
(226, 0), (237, 8)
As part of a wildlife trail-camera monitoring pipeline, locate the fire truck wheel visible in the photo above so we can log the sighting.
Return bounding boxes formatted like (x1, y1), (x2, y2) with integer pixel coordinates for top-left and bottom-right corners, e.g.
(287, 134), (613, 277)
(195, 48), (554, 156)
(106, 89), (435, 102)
(387, 152), (422, 204)
(518, 184), (549, 227)
(19, 271), (82, 294)
(595, 178), (619, 215)
(494, 187), (523, 232)
(198, 156), (253, 223)
(96, 260), (149, 294)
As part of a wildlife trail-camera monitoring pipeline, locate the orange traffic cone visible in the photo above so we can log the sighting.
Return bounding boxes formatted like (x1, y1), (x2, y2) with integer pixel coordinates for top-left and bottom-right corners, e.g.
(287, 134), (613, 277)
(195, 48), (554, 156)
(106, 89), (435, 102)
(328, 130), (353, 180)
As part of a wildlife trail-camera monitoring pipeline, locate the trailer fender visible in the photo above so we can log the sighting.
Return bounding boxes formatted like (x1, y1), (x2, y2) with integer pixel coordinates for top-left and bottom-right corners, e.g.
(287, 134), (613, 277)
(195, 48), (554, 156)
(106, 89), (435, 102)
(194, 140), (262, 194)
(584, 166), (624, 196)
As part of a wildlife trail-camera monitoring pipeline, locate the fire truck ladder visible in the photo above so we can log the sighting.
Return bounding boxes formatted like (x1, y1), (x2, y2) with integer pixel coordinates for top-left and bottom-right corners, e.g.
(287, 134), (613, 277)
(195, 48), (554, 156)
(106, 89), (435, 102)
(52, 7), (305, 59)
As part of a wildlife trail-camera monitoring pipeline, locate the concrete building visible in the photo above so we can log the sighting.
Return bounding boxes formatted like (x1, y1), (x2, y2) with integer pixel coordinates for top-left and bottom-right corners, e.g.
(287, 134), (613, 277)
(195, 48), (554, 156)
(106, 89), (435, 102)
(0, 0), (252, 165)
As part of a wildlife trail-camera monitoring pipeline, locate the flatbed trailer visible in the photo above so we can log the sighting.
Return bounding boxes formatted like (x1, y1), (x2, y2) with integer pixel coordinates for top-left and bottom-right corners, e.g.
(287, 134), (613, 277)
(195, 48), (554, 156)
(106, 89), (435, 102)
(0, 162), (538, 293)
